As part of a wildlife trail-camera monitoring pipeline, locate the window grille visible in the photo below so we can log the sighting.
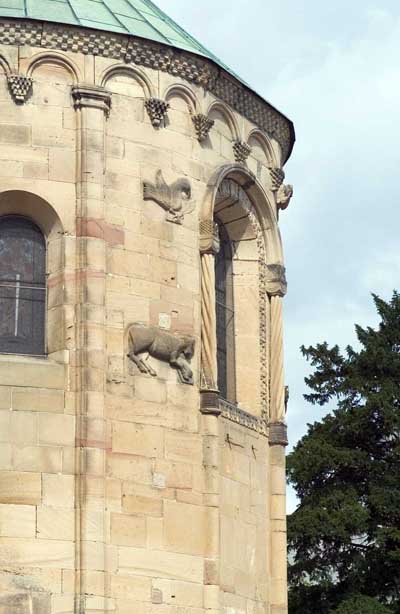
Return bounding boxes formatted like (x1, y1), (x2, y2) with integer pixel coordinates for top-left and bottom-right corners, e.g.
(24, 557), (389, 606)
(0, 216), (46, 355)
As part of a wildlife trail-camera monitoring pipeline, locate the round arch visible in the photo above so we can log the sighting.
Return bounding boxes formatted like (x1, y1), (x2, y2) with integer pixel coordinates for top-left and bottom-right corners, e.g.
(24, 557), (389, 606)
(247, 128), (278, 167)
(0, 190), (64, 356)
(0, 54), (12, 77)
(164, 83), (199, 114)
(0, 190), (63, 239)
(207, 101), (240, 142)
(26, 51), (81, 83)
(200, 163), (284, 266)
(100, 64), (155, 99)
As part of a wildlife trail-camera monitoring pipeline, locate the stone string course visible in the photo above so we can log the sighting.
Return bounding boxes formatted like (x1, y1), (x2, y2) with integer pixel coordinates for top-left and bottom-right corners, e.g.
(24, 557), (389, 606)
(0, 18), (293, 160)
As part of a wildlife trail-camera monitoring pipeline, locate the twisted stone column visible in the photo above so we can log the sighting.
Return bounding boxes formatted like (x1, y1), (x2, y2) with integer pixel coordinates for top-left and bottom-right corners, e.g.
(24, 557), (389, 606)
(200, 220), (221, 613)
(72, 84), (111, 614)
(270, 295), (286, 428)
(266, 264), (288, 614)
(201, 251), (218, 391)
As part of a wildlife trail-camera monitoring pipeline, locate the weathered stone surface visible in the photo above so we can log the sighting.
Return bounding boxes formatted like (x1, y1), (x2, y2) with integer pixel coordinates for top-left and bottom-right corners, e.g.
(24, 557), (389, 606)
(0, 12), (292, 612)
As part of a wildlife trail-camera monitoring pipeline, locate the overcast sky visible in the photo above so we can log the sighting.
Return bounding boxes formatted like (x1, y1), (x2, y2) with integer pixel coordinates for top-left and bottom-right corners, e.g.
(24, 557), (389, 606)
(157, 0), (400, 512)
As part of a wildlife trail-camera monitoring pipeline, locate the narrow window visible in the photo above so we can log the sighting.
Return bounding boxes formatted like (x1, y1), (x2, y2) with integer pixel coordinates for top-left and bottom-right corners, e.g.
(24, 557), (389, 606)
(0, 216), (46, 355)
(215, 222), (236, 402)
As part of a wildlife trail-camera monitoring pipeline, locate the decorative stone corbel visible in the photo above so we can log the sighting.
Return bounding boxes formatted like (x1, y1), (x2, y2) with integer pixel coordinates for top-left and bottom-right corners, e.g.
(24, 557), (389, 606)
(269, 167), (285, 192)
(71, 84), (111, 116)
(192, 113), (214, 142)
(265, 263), (287, 297)
(233, 140), (252, 164)
(277, 184), (294, 211)
(145, 98), (169, 127)
(143, 170), (193, 224)
(8, 74), (33, 104)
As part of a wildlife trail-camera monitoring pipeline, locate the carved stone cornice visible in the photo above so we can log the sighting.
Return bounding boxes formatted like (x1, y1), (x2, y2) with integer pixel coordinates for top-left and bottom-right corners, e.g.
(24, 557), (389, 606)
(145, 98), (169, 127)
(7, 74), (32, 103)
(71, 84), (111, 115)
(268, 421), (288, 446)
(219, 398), (268, 436)
(277, 184), (294, 211)
(192, 114), (214, 141)
(265, 263), (287, 297)
(233, 140), (252, 164)
(269, 167), (285, 192)
(0, 19), (294, 161)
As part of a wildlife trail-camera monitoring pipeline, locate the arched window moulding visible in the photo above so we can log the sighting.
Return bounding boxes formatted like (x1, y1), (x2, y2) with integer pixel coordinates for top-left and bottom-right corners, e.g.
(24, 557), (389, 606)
(199, 164), (287, 435)
(0, 190), (65, 361)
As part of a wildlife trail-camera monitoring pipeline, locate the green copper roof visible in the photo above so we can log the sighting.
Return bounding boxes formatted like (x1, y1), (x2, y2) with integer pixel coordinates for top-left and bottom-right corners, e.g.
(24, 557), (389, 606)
(0, 0), (236, 76)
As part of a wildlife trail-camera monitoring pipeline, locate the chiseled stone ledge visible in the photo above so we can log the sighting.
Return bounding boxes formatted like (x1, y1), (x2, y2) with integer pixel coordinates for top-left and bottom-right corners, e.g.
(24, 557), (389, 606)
(219, 397), (268, 436)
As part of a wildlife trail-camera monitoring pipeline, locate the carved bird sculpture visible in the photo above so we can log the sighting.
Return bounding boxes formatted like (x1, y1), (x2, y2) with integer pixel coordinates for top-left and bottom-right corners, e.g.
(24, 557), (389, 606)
(143, 170), (192, 224)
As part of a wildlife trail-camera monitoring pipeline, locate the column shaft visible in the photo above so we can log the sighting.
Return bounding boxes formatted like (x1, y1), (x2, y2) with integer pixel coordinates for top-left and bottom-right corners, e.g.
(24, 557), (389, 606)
(72, 85), (111, 613)
(268, 292), (288, 614)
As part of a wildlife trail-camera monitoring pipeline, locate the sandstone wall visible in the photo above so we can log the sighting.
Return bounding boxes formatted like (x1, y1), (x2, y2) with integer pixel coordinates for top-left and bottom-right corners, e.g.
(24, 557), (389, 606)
(0, 39), (290, 614)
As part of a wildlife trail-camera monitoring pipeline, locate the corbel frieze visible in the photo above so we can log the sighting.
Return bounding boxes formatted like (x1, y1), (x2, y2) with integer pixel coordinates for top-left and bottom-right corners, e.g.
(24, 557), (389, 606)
(192, 113), (214, 141)
(7, 74), (32, 103)
(0, 19), (294, 161)
(145, 98), (169, 127)
(269, 167), (285, 191)
(233, 140), (252, 163)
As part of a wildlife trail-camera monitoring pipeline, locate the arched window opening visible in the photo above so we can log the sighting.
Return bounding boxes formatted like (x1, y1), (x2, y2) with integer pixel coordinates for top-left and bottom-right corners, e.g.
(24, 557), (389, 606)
(215, 221), (236, 402)
(0, 216), (46, 356)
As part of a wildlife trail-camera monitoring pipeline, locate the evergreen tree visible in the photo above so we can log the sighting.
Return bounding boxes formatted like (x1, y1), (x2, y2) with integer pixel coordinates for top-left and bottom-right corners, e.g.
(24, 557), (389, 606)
(287, 292), (400, 614)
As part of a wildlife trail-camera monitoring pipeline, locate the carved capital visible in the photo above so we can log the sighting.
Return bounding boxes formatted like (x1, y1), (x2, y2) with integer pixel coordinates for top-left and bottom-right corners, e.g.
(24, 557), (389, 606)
(277, 183), (293, 210)
(143, 170), (192, 224)
(145, 98), (169, 127)
(199, 220), (220, 255)
(192, 114), (214, 141)
(72, 84), (111, 115)
(233, 140), (252, 163)
(269, 167), (285, 191)
(200, 390), (221, 417)
(8, 74), (32, 104)
(265, 263), (287, 297)
(268, 422), (288, 446)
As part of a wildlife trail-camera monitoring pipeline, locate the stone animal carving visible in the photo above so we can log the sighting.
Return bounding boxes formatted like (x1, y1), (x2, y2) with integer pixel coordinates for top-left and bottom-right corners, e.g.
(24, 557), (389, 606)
(128, 324), (195, 385)
(143, 170), (193, 224)
(277, 184), (293, 210)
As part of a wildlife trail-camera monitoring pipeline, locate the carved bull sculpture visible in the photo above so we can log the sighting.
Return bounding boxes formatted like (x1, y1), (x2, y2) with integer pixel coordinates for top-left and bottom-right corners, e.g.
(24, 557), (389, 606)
(127, 324), (195, 385)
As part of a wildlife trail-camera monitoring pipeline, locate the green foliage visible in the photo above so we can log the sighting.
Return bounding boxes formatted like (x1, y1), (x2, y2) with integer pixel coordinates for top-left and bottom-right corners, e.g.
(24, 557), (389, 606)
(288, 293), (400, 614)
(331, 594), (392, 614)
